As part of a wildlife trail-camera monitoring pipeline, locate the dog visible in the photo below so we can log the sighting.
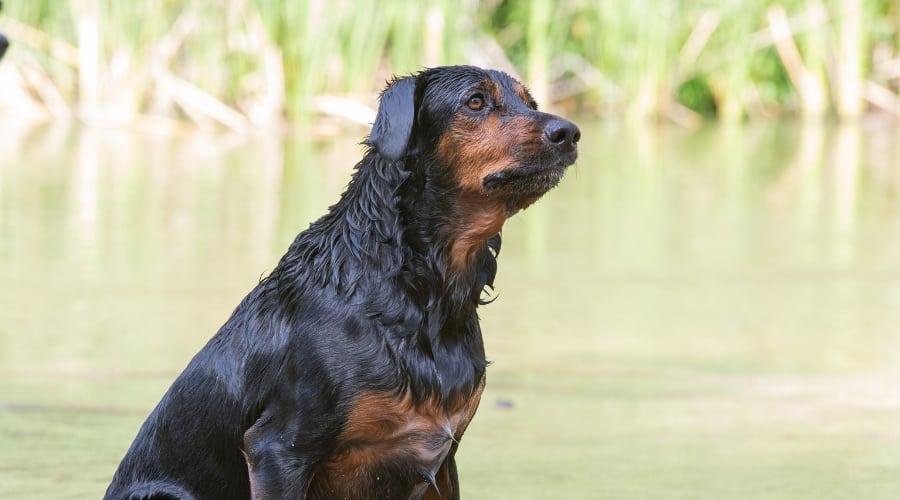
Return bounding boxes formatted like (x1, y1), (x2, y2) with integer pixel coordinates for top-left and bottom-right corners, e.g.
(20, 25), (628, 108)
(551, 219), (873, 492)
(104, 65), (580, 500)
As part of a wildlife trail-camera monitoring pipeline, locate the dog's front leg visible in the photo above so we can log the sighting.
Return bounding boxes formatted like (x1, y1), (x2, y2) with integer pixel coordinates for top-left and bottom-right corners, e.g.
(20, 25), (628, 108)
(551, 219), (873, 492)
(243, 451), (315, 500)
(420, 446), (461, 500)
(242, 411), (329, 500)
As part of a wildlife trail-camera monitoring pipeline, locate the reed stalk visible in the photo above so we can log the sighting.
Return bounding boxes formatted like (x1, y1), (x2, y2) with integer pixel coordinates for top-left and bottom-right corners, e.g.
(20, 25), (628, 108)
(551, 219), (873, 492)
(0, 0), (897, 129)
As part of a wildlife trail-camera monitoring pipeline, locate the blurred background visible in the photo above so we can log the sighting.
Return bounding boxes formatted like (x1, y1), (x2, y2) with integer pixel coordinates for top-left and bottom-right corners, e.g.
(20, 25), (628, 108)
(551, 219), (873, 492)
(0, 0), (898, 127)
(2, 1), (900, 499)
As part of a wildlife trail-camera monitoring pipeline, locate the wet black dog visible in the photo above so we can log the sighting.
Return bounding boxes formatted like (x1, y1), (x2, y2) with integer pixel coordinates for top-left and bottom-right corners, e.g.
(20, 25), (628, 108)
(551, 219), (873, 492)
(105, 65), (579, 500)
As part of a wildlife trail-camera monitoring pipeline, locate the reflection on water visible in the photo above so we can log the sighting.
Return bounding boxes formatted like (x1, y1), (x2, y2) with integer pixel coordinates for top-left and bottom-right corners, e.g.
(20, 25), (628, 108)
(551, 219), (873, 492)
(2, 123), (900, 499)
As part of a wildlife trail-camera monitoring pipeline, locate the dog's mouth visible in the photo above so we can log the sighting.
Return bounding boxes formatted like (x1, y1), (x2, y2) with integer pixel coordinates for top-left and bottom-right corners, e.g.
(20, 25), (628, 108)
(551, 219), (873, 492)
(481, 152), (577, 196)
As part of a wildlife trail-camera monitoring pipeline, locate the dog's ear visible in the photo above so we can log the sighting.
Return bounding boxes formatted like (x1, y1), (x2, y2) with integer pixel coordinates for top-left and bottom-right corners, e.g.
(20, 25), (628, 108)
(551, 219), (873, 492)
(369, 76), (416, 162)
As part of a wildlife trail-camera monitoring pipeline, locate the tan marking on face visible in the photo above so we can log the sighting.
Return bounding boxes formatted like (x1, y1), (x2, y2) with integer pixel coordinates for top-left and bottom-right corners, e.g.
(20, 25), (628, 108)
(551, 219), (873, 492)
(482, 79), (500, 104)
(437, 113), (539, 192)
(514, 83), (534, 108)
(437, 107), (544, 271)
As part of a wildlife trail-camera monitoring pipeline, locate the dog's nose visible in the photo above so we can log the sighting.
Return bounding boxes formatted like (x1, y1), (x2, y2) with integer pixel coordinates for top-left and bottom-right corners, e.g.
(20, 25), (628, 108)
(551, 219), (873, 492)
(543, 119), (580, 149)
(0, 33), (8, 61)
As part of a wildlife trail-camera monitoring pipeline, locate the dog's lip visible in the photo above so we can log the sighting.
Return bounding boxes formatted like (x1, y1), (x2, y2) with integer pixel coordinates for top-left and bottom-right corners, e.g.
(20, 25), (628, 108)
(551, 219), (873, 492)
(508, 160), (569, 178)
(487, 150), (577, 180)
(481, 156), (575, 191)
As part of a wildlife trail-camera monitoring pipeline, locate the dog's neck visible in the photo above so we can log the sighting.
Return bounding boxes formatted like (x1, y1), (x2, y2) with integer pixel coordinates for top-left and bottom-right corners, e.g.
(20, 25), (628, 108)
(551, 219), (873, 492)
(281, 150), (497, 325)
(398, 153), (503, 316)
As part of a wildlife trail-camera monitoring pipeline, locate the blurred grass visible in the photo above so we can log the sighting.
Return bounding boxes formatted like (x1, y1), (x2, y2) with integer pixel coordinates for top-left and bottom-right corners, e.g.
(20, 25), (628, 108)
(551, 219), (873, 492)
(0, 0), (898, 128)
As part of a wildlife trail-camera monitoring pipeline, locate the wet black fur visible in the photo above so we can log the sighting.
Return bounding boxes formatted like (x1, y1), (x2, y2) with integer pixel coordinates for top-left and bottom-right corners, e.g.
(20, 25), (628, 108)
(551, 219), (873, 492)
(104, 65), (575, 500)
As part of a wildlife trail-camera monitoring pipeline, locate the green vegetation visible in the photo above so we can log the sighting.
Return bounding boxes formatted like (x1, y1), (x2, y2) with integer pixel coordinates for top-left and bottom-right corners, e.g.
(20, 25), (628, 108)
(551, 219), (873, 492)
(1, 0), (897, 129)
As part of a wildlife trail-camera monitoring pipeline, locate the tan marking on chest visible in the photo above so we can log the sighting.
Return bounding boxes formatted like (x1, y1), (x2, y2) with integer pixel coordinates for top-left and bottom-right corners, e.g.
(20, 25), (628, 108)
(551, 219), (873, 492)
(313, 380), (485, 498)
(448, 195), (507, 273)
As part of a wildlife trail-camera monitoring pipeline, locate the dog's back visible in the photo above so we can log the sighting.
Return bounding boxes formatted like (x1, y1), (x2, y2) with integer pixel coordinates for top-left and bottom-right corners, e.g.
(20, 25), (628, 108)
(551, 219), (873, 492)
(104, 303), (255, 499)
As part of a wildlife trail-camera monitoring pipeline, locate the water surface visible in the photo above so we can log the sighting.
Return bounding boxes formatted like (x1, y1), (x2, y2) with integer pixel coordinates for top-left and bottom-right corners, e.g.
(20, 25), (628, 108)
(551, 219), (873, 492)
(2, 123), (900, 499)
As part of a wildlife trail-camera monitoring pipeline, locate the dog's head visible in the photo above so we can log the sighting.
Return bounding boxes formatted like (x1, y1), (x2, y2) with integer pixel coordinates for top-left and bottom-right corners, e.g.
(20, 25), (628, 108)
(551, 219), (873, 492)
(367, 66), (580, 273)
(369, 66), (579, 213)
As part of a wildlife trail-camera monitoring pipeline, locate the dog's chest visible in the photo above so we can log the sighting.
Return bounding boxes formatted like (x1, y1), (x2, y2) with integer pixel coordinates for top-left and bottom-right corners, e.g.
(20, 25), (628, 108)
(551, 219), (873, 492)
(309, 381), (484, 499)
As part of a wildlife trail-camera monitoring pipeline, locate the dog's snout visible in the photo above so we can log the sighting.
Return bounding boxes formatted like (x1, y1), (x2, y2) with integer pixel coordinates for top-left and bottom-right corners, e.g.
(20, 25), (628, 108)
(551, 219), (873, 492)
(544, 119), (580, 149)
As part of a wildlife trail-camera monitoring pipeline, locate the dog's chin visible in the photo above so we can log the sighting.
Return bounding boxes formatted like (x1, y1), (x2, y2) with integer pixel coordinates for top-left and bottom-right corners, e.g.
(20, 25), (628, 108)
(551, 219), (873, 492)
(481, 161), (570, 199)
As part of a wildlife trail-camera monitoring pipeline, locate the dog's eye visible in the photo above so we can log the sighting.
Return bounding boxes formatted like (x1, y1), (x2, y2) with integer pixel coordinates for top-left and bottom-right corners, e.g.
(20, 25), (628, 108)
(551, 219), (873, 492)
(466, 94), (486, 111)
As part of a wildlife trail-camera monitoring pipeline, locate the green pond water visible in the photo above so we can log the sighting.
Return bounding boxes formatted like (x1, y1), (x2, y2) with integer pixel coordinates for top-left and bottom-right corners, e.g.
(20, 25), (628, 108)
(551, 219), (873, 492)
(1, 122), (900, 499)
